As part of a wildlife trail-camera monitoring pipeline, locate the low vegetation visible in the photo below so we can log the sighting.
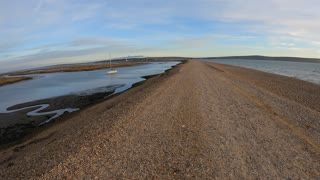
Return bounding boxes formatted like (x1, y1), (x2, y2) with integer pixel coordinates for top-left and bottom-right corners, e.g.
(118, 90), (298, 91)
(0, 77), (32, 86)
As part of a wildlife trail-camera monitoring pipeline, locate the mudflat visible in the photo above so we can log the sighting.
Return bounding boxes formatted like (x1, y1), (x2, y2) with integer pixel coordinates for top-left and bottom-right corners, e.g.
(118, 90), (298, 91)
(0, 60), (319, 179)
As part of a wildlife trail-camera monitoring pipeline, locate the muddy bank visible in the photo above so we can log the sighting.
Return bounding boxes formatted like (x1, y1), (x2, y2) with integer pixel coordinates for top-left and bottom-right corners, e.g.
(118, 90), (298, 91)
(0, 85), (122, 145)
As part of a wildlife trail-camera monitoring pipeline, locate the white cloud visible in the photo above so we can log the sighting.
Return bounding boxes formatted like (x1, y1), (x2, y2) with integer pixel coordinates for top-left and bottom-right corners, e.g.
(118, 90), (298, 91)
(215, 0), (320, 42)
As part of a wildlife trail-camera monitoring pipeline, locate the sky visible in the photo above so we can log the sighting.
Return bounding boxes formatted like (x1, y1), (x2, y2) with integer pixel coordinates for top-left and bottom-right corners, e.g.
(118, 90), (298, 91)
(1, 0), (320, 72)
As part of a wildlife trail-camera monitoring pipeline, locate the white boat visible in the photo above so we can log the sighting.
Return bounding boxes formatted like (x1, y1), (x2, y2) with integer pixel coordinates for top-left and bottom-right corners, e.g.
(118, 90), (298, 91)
(107, 69), (118, 74)
(107, 53), (118, 74)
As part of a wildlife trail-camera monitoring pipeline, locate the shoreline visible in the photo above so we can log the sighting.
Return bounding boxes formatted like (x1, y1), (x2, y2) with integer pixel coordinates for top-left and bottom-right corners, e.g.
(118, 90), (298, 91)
(0, 60), (319, 178)
(204, 61), (320, 112)
(0, 77), (32, 87)
(202, 59), (320, 85)
(0, 86), (117, 146)
(0, 61), (183, 147)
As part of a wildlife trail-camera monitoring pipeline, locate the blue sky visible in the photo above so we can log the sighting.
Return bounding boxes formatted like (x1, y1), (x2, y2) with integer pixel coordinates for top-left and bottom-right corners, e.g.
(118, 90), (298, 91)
(1, 0), (320, 72)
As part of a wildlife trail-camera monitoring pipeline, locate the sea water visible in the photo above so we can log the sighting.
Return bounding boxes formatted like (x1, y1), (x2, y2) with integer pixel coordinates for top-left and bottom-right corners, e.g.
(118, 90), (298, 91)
(0, 62), (179, 113)
(203, 59), (320, 84)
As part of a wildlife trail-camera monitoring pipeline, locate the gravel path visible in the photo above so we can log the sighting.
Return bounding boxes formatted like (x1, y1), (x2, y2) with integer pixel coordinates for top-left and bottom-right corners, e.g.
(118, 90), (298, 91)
(0, 60), (319, 179)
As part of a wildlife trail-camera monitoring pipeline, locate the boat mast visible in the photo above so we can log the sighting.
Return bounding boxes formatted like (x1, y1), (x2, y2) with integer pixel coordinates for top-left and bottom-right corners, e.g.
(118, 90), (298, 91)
(109, 53), (112, 68)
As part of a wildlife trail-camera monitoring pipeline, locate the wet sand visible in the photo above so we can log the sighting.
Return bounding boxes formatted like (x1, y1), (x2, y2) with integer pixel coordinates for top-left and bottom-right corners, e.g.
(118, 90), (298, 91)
(0, 60), (319, 179)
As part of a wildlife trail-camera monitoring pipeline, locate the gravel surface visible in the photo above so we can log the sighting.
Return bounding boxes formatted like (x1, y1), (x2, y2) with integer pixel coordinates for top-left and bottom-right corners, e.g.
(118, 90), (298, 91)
(0, 60), (319, 179)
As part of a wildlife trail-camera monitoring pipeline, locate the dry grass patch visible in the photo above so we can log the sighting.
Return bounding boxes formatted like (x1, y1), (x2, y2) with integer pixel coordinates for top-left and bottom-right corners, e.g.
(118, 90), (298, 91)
(0, 77), (32, 86)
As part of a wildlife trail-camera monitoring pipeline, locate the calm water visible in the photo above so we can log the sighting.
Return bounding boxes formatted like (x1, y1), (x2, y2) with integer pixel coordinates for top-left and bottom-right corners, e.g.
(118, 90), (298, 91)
(0, 62), (179, 113)
(203, 59), (320, 84)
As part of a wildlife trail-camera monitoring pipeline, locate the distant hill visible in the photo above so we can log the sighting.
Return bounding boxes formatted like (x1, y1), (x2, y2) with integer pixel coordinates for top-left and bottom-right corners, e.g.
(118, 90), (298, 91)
(203, 55), (320, 63)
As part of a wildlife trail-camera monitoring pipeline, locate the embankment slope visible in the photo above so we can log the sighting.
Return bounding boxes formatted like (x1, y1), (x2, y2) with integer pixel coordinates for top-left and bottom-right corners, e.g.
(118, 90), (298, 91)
(0, 60), (319, 179)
